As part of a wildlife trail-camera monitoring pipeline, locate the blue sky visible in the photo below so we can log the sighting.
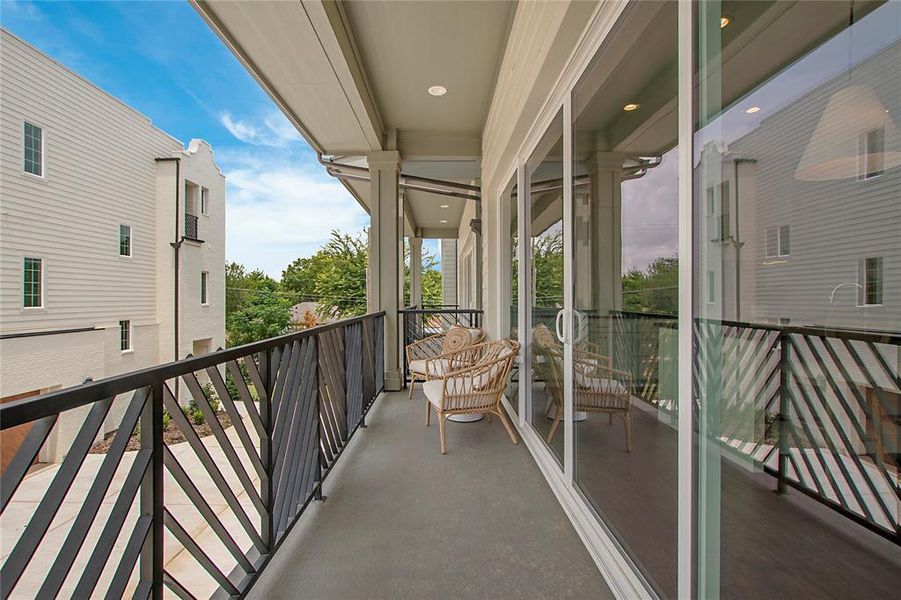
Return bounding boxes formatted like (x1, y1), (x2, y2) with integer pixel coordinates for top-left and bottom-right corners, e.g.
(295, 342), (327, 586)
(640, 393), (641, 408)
(2, 0), (443, 276)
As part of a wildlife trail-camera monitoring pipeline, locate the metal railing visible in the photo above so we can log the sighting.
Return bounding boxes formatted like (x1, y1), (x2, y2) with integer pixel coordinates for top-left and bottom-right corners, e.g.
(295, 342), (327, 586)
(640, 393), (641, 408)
(400, 307), (483, 385)
(0, 312), (385, 599)
(612, 310), (900, 542)
(184, 213), (199, 240)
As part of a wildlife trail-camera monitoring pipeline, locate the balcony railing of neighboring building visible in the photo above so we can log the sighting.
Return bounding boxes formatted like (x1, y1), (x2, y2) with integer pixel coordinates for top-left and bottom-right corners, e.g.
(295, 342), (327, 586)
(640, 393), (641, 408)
(399, 305), (483, 384)
(0, 312), (385, 599)
(184, 212), (200, 241)
(609, 310), (900, 542)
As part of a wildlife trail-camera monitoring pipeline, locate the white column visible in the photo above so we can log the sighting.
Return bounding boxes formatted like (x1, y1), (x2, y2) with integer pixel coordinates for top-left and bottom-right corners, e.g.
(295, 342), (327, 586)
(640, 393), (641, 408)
(367, 150), (403, 391)
(586, 152), (624, 315)
(409, 236), (423, 307)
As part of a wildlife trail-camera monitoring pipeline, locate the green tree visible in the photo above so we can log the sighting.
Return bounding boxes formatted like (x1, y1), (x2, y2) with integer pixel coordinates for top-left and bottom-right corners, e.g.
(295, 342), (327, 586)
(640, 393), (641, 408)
(403, 241), (443, 307)
(226, 290), (293, 347)
(281, 230), (369, 319)
(532, 232), (564, 308)
(622, 256), (678, 314)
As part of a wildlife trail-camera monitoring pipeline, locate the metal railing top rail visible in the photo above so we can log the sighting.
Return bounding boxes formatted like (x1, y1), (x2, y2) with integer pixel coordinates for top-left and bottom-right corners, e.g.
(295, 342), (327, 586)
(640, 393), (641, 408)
(399, 307), (482, 315)
(0, 311), (386, 431)
(612, 310), (899, 346)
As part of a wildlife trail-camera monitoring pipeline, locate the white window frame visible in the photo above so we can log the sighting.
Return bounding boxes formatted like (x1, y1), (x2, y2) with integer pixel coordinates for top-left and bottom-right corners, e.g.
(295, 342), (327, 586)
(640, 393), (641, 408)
(201, 187), (209, 215)
(201, 271), (209, 305)
(23, 120), (45, 179)
(858, 257), (884, 307)
(119, 320), (133, 353)
(22, 256), (44, 309)
(119, 224), (133, 257)
(857, 127), (885, 181)
(766, 224), (791, 258)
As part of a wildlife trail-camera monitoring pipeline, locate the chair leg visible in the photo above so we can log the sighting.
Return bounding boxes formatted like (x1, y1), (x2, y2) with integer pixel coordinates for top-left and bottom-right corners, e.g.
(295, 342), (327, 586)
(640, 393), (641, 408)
(438, 415), (448, 454)
(624, 412), (633, 452)
(546, 408), (561, 443)
(426, 401), (431, 426)
(497, 409), (519, 445)
(408, 378), (416, 399)
(608, 413), (613, 425)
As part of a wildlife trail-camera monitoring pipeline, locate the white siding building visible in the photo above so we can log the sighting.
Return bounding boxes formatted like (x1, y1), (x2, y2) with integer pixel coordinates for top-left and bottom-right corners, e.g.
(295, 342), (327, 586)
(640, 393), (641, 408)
(0, 30), (225, 461)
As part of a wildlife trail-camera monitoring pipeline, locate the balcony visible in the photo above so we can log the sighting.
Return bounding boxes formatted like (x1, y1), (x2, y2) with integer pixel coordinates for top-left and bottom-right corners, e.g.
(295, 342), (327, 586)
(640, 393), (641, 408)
(184, 213), (200, 241)
(1, 310), (899, 599)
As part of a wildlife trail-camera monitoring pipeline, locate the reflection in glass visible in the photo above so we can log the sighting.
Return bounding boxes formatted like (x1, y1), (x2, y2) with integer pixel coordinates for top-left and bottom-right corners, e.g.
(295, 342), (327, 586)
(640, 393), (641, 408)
(569, 3), (679, 595)
(527, 109), (565, 463)
(502, 174), (519, 415)
(695, 1), (901, 597)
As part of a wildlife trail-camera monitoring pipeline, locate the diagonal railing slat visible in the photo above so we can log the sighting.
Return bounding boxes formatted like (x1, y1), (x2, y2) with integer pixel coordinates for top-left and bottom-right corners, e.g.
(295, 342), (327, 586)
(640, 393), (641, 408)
(0, 413), (57, 513)
(71, 449), (152, 598)
(161, 384), (266, 554)
(0, 396), (114, 597)
(163, 509), (241, 596)
(205, 364), (266, 480)
(105, 514), (152, 600)
(226, 358), (266, 440)
(38, 387), (149, 598)
(0, 312), (386, 599)
(163, 446), (255, 574)
(181, 371), (265, 516)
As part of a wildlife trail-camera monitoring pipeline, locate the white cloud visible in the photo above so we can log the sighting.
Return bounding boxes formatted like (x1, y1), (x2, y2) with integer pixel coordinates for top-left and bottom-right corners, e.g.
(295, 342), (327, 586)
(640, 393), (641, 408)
(219, 110), (302, 146)
(223, 158), (368, 277)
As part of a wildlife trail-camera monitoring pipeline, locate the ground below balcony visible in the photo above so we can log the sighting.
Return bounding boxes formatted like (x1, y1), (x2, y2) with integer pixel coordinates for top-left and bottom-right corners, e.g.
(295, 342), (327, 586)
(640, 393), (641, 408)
(247, 390), (612, 599)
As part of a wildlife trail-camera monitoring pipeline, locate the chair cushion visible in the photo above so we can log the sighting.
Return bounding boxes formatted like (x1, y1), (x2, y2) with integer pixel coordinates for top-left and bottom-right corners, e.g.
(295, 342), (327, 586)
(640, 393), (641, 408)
(409, 358), (448, 377)
(422, 379), (445, 409)
(575, 375), (628, 394)
(468, 328), (483, 343)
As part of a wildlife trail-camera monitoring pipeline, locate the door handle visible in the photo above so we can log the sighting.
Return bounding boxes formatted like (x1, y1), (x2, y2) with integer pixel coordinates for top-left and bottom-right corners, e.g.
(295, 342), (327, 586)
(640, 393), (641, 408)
(555, 309), (565, 343)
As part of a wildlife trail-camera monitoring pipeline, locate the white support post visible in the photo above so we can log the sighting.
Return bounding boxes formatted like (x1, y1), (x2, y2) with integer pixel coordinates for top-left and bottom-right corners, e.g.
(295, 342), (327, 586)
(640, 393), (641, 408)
(409, 237), (423, 308)
(368, 150), (403, 391)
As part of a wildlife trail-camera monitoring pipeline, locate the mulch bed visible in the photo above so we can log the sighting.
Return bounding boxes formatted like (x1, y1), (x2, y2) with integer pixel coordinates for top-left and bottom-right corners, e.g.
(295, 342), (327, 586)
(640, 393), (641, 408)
(89, 412), (233, 454)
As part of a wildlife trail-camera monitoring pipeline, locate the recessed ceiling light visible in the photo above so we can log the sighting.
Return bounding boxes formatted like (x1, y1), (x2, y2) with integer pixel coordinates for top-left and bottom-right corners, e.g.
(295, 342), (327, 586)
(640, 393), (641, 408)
(745, 106), (761, 114)
(440, 204), (449, 209)
(623, 103), (640, 112)
(428, 85), (447, 97)
(720, 16), (731, 29)
(440, 219), (448, 224)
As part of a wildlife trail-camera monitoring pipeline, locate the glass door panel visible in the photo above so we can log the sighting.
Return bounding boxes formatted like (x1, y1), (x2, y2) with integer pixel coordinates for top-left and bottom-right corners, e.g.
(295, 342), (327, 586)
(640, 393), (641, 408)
(527, 109), (565, 464)
(570, 2), (679, 595)
(694, 1), (901, 597)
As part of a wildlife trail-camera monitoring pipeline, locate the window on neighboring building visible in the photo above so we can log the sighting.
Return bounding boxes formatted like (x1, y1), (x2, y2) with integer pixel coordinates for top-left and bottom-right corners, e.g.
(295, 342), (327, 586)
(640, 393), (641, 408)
(201, 271), (209, 305)
(120, 320), (132, 351)
(779, 225), (791, 256)
(707, 270), (716, 303)
(706, 182), (730, 242)
(858, 127), (885, 180)
(24, 122), (43, 176)
(859, 257), (884, 306)
(23, 257), (42, 308)
(119, 224), (132, 256)
(201, 188), (209, 215)
(766, 225), (790, 257)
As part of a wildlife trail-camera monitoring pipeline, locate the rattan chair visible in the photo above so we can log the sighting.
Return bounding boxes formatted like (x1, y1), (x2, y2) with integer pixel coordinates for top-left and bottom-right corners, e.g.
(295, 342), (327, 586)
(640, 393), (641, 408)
(405, 326), (485, 398)
(542, 344), (633, 451)
(422, 339), (520, 454)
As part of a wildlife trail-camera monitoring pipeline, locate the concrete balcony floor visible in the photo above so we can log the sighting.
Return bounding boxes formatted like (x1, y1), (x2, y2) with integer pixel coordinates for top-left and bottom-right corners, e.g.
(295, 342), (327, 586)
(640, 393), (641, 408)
(247, 390), (612, 599)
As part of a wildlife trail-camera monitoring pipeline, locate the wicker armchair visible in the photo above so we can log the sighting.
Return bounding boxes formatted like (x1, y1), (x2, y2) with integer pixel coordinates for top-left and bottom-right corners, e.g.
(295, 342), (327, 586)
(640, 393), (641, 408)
(422, 339), (520, 454)
(542, 344), (633, 452)
(405, 326), (485, 398)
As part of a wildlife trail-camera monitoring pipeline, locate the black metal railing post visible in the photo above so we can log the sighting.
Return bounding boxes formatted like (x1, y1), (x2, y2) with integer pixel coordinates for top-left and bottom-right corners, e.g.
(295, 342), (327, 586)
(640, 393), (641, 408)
(314, 336), (327, 501)
(141, 382), (164, 599)
(259, 348), (274, 550)
(776, 330), (789, 496)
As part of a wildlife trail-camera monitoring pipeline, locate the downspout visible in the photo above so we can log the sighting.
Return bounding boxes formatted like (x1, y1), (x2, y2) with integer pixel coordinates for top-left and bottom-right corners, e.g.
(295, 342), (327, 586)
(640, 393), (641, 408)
(157, 157), (182, 362)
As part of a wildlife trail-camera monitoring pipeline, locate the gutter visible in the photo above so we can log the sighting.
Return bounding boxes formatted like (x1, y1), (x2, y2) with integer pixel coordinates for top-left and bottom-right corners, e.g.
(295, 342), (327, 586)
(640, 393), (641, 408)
(318, 153), (482, 202)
